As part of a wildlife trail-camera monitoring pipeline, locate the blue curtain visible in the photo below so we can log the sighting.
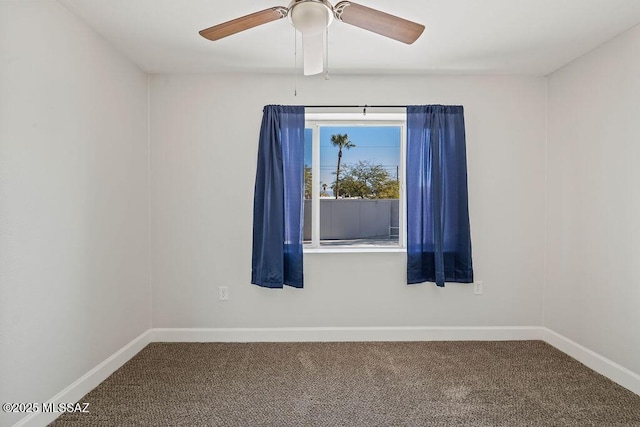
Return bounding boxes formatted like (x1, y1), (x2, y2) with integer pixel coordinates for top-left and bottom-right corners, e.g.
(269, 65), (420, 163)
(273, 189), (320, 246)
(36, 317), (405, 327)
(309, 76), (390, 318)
(251, 105), (305, 288)
(406, 105), (473, 287)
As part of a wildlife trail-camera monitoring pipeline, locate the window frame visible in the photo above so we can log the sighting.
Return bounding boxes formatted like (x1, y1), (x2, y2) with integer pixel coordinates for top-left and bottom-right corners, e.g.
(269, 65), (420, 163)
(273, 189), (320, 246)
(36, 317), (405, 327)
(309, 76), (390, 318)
(304, 112), (407, 253)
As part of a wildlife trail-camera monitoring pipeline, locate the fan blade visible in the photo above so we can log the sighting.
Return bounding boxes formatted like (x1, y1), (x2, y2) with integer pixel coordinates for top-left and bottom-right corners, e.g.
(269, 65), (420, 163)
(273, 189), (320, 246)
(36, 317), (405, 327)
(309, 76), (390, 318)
(199, 7), (287, 41)
(303, 32), (325, 76)
(334, 2), (424, 44)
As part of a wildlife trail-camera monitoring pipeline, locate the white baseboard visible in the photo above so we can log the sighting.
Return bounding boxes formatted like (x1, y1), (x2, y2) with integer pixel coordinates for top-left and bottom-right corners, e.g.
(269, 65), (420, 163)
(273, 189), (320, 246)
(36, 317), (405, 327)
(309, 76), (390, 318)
(149, 326), (543, 343)
(542, 328), (640, 396)
(16, 325), (639, 426)
(14, 330), (152, 427)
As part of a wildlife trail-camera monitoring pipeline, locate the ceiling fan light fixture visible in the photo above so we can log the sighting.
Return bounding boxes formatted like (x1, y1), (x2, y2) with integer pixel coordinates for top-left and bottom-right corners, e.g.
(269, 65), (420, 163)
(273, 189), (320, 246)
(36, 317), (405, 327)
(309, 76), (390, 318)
(288, 0), (334, 35)
(199, 1), (425, 76)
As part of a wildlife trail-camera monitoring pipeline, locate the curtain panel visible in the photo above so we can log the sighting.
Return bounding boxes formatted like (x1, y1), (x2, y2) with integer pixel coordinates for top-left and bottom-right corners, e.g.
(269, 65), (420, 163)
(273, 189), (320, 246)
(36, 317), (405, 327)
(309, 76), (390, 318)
(251, 105), (305, 288)
(406, 105), (473, 287)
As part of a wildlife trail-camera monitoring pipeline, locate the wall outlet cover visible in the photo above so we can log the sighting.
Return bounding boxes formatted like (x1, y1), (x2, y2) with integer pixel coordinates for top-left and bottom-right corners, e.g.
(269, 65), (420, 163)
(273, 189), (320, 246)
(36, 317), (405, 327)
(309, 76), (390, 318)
(474, 281), (483, 295)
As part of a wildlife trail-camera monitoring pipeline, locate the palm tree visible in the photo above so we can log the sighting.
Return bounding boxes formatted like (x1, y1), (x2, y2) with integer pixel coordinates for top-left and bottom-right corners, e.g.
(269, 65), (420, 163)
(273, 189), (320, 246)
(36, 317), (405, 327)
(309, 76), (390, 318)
(320, 183), (331, 198)
(330, 133), (355, 199)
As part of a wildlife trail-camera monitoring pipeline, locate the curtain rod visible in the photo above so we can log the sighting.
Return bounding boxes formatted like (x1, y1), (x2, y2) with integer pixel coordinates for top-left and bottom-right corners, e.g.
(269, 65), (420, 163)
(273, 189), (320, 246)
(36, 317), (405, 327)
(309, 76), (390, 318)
(305, 105), (405, 108)
(305, 105), (406, 115)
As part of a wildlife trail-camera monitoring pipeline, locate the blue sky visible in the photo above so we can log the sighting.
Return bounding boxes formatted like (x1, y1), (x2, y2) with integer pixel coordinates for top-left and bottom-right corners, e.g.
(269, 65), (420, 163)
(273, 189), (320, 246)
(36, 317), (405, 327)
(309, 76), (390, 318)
(305, 126), (401, 194)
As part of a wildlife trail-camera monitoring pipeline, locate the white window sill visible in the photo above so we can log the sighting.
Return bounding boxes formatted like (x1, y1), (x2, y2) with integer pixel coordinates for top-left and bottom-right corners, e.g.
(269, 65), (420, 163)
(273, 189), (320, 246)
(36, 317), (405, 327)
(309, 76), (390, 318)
(304, 247), (406, 254)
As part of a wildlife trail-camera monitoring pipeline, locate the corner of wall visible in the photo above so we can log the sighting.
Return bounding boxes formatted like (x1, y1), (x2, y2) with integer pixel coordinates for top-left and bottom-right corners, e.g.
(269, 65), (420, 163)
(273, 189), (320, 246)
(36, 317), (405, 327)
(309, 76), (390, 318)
(542, 74), (550, 329)
(147, 74), (153, 331)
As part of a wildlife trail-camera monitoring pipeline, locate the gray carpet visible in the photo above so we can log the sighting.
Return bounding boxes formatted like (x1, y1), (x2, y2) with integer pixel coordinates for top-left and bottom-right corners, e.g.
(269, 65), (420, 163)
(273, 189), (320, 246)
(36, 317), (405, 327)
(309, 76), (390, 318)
(51, 341), (640, 426)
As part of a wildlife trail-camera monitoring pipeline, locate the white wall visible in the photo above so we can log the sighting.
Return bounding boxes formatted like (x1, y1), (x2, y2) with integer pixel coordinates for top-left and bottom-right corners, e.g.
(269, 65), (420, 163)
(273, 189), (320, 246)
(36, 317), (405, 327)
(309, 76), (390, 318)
(546, 25), (640, 375)
(150, 73), (547, 328)
(0, 2), (150, 425)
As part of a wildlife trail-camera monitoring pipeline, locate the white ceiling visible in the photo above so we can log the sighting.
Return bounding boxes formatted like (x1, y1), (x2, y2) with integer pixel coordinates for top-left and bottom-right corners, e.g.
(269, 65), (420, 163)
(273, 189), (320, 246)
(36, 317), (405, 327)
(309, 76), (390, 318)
(58, 0), (640, 75)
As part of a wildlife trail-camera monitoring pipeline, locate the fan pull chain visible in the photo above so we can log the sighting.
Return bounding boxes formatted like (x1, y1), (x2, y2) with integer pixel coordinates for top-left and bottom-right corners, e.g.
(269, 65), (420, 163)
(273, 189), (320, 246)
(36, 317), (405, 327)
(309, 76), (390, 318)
(324, 26), (330, 80)
(294, 27), (298, 96)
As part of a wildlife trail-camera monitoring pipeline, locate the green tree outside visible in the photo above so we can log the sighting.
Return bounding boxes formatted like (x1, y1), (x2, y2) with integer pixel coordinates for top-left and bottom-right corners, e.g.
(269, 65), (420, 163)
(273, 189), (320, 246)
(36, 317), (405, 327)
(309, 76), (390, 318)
(330, 134), (356, 199)
(331, 160), (399, 199)
(307, 133), (399, 200)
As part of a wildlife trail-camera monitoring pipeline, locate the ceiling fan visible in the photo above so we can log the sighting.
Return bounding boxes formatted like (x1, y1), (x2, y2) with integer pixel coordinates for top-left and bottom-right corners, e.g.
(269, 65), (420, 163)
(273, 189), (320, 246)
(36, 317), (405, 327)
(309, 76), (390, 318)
(199, 0), (425, 76)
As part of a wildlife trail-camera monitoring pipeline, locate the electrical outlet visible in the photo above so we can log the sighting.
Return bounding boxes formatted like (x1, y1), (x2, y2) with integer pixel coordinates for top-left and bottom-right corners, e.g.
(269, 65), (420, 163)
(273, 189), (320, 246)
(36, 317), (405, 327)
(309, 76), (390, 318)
(218, 286), (229, 301)
(473, 281), (483, 295)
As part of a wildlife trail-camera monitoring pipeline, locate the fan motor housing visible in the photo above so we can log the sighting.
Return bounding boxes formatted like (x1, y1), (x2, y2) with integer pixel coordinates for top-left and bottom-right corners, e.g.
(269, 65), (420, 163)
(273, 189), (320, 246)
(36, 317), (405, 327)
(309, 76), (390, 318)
(288, 0), (335, 34)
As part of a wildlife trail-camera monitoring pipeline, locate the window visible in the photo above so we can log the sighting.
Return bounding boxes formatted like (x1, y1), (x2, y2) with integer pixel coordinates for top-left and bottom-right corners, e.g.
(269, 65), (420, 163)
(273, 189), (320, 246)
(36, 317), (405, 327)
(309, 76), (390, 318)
(303, 112), (406, 251)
